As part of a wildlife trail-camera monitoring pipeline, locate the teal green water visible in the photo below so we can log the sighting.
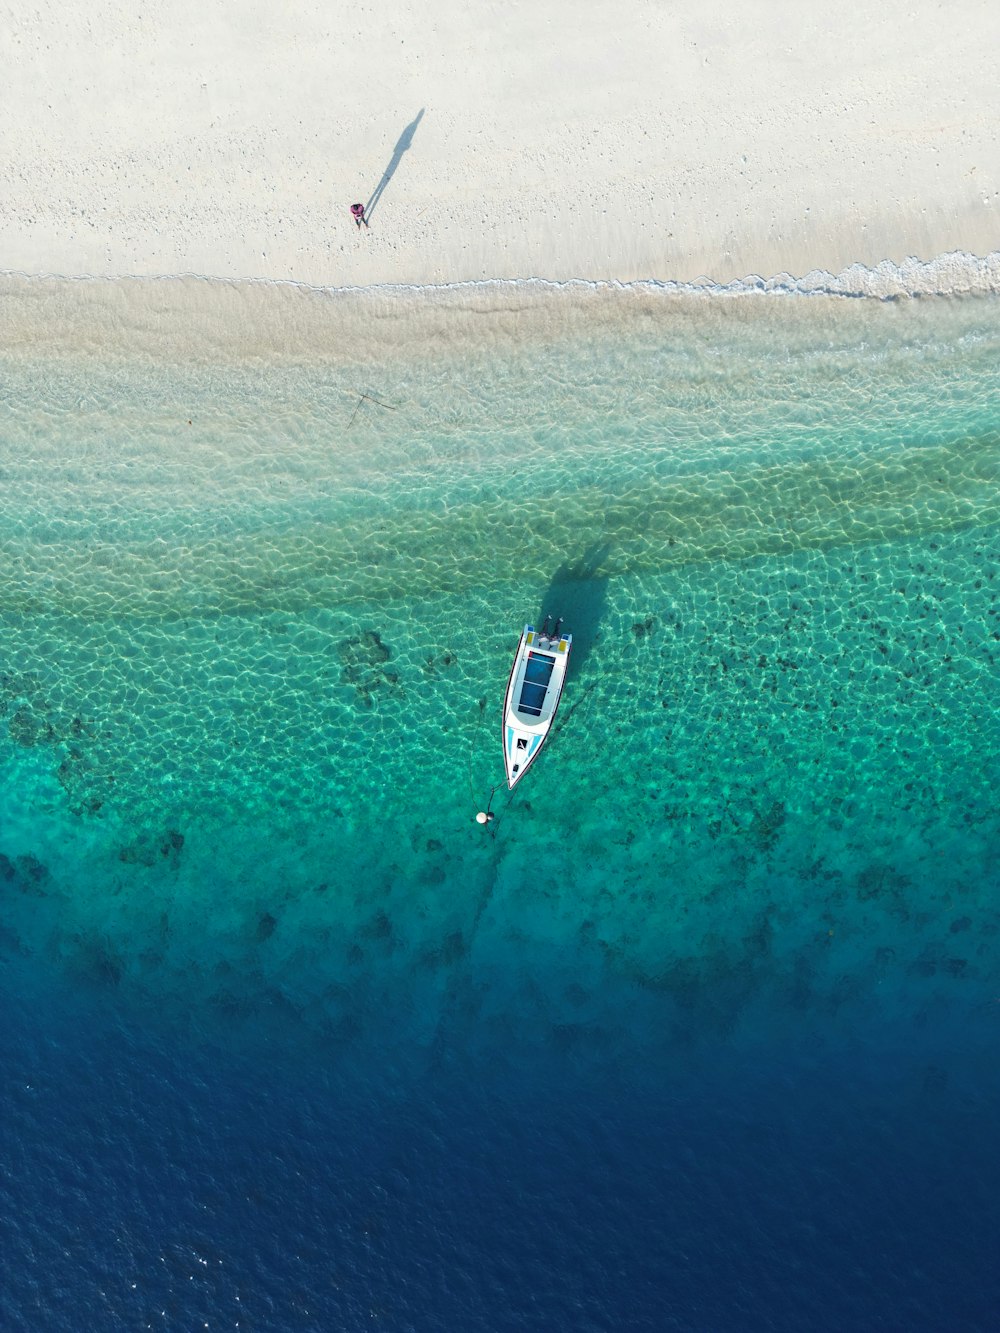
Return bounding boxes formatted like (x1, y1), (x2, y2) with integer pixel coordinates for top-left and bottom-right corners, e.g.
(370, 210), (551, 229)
(1, 280), (998, 1062)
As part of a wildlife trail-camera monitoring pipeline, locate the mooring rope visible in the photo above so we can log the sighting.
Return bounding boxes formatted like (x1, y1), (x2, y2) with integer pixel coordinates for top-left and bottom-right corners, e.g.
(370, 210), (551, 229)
(467, 695), (514, 838)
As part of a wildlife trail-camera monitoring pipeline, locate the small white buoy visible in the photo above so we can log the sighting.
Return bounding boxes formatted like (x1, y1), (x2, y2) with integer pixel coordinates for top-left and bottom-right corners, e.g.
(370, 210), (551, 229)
(475, 811), (494, 825)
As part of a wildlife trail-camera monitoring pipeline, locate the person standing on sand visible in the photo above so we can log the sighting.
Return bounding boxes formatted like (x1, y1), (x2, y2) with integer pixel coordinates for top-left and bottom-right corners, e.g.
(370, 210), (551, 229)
(350, 203), (369, 229)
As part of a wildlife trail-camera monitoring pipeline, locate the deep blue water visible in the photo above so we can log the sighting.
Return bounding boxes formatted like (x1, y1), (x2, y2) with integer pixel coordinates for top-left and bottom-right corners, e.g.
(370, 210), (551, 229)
(4, 959), (1000, 1331)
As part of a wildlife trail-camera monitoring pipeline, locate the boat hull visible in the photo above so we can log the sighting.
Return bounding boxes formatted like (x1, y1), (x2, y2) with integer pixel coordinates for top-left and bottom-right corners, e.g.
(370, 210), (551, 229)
(502, 624), (572, 789)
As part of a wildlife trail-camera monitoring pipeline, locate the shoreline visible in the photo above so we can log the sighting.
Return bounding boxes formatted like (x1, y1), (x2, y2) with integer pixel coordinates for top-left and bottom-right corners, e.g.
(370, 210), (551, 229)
(5, 246), (1000, 299)
(2, 251), (1000, 371)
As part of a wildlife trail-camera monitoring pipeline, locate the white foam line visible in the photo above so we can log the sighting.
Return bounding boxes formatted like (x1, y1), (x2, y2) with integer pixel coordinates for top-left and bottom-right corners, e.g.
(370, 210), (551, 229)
(3, 249), (1000, 301)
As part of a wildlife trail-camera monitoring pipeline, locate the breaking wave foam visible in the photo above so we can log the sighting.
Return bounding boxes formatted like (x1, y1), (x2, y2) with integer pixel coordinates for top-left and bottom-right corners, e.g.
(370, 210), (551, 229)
(4, 247), (1000, 301)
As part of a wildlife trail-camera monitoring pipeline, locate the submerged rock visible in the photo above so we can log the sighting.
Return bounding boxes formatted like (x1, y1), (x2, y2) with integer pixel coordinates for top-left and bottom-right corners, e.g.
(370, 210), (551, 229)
(8, 706), (55, 748)
(337, 629), (400, 705)
(0, 852), (50, 896)
(256, 911), (278, 942)
(118, 829), (185, 868)
(748, 800), (786, 852)
(338, 629), (391, 671)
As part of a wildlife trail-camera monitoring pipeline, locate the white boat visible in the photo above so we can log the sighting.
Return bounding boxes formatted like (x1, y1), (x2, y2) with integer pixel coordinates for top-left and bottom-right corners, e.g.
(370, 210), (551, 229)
(502, 617), (572, 789)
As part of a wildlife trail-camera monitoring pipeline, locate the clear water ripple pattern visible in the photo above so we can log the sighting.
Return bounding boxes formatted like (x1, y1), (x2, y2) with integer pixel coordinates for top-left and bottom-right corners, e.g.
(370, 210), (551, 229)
(0, 284), (998, 1044)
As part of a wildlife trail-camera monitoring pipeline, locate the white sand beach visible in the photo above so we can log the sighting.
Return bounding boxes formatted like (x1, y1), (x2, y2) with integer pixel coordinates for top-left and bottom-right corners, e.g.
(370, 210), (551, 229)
(1, 0), (998, 287)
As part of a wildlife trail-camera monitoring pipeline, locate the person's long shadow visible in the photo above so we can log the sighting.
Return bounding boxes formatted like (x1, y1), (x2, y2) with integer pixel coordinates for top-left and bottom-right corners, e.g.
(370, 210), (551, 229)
(365, 109), (425, 221)
(537, 544), (611, 677)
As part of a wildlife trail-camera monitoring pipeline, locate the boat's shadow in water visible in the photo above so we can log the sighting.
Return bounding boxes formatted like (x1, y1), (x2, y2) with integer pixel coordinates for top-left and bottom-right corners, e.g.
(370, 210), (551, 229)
(539, 544), (611, 677)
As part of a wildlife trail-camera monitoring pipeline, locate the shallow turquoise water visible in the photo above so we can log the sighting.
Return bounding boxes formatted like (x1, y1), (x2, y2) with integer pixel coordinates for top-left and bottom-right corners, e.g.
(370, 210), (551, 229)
(1, 279), (999, 1327)
(2, 281), (998, 1045)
